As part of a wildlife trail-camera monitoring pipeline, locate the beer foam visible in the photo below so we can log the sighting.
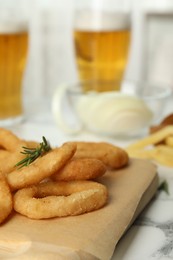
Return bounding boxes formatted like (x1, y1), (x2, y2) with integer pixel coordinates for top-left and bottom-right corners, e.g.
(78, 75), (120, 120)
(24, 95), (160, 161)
(74, 11), (130, 31)
(0, 21), (27, 34)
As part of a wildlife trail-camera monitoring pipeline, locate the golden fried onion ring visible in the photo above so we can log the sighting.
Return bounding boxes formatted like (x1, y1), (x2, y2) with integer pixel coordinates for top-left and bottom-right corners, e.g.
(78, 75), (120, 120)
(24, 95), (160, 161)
(52, 158), (107, 181)
(0, 128), (26, 152)
(0, 150), (25, 174)
(14, 181), (108, 219)
(7, 143), (76, 191)
(0, 172), (12, 224)
(0, 129), (38, 174)
(70, 141), (129, 169)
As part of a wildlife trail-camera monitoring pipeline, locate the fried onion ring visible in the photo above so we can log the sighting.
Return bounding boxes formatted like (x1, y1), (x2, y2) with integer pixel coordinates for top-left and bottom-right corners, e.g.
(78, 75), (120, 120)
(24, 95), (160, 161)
(14, 180), (108, 219)
(0, 172), (12, 224)
(0, 150), (25, 174)
(0, 128), (26, 152)
(0, 128), (28, 174)
(52, 158), (107, 181)
(24, 140), (40, 149)
(69, 141), (129, 169)
(0, 137), (44, 175)
(7, 143), (76, 191)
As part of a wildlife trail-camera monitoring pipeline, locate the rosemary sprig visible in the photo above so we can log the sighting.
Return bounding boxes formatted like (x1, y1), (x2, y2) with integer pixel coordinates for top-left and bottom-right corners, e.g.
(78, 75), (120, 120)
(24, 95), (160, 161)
(15, 136), (51, 169)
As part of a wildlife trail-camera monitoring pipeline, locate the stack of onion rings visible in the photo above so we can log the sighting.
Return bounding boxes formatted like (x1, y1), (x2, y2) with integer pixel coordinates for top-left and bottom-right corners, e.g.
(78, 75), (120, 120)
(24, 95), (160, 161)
(0, 128), (129, 224)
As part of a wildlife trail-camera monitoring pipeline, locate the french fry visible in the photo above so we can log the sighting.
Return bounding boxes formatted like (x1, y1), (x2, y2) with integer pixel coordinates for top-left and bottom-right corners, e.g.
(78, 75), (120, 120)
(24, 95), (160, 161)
(151, 145), (173, 167)
(127, 148), (154, 159)
(126, 125), (173, 167)
(126, 145), (173, 167)
(165, 135), (173, 147)
(126, 125), (173, 151)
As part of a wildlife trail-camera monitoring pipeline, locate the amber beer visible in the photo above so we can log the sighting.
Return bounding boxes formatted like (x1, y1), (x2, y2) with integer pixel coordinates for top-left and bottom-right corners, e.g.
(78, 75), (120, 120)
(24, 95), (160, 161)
(74, 12), (130, 92)
(0, 26), (28, 120)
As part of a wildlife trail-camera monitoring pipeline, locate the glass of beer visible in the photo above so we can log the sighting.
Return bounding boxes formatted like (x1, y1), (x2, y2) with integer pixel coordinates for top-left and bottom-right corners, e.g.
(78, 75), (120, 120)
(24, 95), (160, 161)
(0, 5), (28, 125)
(73, 0), (131, 92)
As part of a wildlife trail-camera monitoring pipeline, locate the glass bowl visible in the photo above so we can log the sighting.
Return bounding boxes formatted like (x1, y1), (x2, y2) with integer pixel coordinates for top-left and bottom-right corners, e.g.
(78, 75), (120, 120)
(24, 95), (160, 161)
(121, 81), (173, 125)
(52, 80), (173, 138)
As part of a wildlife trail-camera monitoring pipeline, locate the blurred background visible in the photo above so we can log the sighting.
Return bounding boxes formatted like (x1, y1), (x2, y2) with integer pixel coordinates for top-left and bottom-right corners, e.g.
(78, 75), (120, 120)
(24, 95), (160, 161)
(14, 0), (173, 101)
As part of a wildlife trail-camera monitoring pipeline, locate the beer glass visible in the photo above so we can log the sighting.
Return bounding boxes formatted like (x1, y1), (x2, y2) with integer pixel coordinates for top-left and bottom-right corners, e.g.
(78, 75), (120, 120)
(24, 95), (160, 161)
(73, 0), (131, 92)
(0, 4), (28, 125)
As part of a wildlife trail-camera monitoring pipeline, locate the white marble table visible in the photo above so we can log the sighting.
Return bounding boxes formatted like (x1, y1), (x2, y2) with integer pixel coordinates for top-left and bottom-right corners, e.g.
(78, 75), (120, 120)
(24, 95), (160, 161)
(112, 164), (173, 260)
(7, 99), (173, 260)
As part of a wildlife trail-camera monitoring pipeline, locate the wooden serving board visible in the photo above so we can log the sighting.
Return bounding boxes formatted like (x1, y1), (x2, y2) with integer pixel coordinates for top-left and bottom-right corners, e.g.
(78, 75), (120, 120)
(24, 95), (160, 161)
(0, 158), (158, 260)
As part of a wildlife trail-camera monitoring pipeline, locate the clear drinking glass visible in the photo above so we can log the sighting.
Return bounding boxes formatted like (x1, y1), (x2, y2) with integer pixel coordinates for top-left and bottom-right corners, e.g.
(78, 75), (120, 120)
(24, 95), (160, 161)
(73, 0), (131, 92)
(0, 1), (29, 126)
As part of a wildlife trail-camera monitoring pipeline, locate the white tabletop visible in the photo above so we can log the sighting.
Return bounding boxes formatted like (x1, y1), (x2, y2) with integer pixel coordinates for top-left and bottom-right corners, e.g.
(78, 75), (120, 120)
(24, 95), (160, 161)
(6, 98), (173, 260)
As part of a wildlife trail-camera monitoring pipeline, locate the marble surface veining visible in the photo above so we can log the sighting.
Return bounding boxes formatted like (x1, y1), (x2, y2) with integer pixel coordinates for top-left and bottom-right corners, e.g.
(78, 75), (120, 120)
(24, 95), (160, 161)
(112, 166), (173, 260)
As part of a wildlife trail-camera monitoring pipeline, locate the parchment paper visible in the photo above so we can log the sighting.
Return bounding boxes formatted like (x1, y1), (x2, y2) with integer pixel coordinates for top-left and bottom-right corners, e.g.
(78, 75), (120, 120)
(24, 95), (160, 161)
(0, 158), (158, 260)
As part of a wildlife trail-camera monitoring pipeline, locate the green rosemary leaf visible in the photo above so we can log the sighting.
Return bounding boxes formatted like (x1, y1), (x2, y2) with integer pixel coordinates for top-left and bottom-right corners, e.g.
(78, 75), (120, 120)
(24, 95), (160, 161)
(15, 136), (51, 169)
